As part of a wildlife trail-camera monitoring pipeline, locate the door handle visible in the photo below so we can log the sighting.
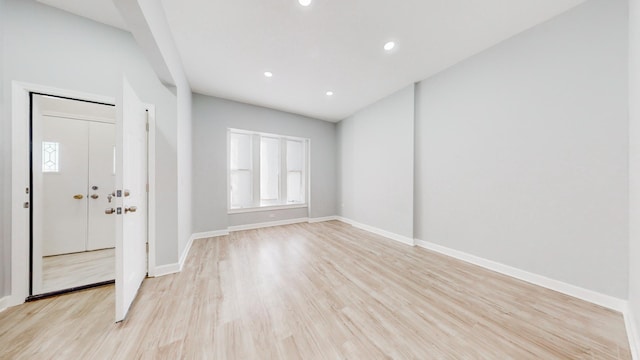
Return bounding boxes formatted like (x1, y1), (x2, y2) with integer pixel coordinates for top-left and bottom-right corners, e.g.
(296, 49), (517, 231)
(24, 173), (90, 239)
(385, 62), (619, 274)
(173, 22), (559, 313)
(90, 194), (99, 199)
(73, 194), (84, 200)
(105, 208), (115, 215)
(125, 206), (137, 213)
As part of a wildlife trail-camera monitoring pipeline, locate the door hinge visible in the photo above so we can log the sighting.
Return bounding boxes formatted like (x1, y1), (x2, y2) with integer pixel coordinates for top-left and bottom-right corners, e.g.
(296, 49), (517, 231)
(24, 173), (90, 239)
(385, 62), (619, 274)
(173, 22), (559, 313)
(146, 183), (149, 193)
(146, 122), (149, 131)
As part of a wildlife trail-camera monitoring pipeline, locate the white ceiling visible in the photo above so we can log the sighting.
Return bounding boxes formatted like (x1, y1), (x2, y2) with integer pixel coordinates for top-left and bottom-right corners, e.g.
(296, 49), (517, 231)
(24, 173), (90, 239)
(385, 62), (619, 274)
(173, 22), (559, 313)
(38, 0), (585, 122)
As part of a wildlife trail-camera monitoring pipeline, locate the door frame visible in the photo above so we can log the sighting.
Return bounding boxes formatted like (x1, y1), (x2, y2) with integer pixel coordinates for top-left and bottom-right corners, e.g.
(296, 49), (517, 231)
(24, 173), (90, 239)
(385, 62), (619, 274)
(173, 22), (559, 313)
(10, 81), (157, 306)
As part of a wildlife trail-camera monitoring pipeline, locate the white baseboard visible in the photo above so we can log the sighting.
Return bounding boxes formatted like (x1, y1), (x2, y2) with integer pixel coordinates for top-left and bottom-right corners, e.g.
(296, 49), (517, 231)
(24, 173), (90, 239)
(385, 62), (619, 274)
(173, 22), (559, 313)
(0, 296), (8, 313)
(178, 235), (196, 272)
(191, 230), (230, 240)
(308, 216), (338, 223)
(336, 217), (415, 246)
(152, 263), (180, 277)
(625, 307), (640, 360)
(228, 217), (309, 232)
(414, 239), (626, 312)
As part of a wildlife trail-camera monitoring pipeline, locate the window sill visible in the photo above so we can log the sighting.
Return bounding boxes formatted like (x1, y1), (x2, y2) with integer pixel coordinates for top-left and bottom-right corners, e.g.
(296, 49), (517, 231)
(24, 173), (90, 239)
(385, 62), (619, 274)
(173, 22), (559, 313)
(228, 204), (308, 214)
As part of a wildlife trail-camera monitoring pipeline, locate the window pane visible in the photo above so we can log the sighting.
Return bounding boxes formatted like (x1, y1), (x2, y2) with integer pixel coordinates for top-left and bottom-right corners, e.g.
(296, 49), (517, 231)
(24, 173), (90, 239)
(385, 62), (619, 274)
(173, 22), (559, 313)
(230, 170), (252, 208)
(286, 140), (303, 171)
(230, 133), (251, 170)
(260, 137), (280, 201)
(42, 141), (59, 173)
(287, 171), (303, 203)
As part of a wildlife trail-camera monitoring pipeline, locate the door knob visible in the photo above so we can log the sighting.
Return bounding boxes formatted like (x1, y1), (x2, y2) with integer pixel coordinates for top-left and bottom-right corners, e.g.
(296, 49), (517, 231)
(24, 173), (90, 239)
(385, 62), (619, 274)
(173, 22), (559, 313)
(73, 194), (84, 200)
(105, 208), (115, 215)
(90, 194), (99, 199)
(125, 206), (137, 213)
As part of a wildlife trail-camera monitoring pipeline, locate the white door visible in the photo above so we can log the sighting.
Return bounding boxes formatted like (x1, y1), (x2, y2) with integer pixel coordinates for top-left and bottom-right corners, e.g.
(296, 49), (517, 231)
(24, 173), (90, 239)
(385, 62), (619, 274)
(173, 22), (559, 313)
(87, 121), (116, 251)
(37, 114), (89, 256)
(115, 77), (148, 322)
(32, 95), (117, 295)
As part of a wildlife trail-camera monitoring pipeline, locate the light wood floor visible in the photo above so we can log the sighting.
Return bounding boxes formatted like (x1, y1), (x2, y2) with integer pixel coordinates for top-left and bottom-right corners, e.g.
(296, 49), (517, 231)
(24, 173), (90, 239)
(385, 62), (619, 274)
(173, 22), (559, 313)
(41, 248), (115, 294)
(0, 221), (631, 359)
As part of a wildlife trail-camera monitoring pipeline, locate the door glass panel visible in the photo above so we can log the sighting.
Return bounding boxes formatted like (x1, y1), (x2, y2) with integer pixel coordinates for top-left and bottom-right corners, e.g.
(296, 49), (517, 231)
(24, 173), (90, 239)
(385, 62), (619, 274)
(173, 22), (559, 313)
(42, 141), (59, 173)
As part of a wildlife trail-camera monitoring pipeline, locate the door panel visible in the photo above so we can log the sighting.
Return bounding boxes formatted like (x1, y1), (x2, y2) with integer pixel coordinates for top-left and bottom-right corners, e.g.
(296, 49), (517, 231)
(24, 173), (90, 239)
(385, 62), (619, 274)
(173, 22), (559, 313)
(41, 116), (89, 256)
(115, 77), (148, 322)
(87, 122), (116, 251)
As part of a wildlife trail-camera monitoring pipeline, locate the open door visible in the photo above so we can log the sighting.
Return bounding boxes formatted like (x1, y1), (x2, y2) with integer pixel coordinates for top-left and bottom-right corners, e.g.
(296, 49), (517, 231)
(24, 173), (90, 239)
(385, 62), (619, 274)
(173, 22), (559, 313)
(114, 77), (148, 322)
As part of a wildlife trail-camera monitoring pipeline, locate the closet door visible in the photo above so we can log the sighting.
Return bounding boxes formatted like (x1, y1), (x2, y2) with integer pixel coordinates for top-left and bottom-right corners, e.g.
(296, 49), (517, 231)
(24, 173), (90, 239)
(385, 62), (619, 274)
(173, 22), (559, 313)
(38, 116), (89, 256)
(87, 121), (116, 251)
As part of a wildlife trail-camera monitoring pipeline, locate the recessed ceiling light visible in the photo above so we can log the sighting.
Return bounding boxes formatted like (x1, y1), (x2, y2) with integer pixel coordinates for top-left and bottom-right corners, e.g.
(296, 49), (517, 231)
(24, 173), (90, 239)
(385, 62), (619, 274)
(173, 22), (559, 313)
(264, 71), (273, 78)
(326, 91), (334, 96)
(384, 41), (396, 51)
(298, 0), (312, 6)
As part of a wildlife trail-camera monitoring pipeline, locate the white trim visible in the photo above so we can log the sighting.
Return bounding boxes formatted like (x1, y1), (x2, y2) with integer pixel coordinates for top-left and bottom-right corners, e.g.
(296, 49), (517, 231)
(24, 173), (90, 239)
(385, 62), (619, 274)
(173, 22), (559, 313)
(228, 217), (309, 232)
(336, 217), (415, 246)
(0, 296), (9, 313)
(152, 263), (180, 277)
(308, 216), (338, 223)
(624, 307), (640, 360)
(228, 204), (308, 214)
(41, 110), (115, 124)
(191, 230), (230, 239)
(414, 238), (627, 312)
(178, 233), (195, 272)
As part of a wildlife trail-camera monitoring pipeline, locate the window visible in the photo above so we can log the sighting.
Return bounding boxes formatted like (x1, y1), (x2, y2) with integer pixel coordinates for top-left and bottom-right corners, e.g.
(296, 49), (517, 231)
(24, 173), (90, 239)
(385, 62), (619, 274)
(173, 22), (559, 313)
(42, 141), (59, 173)
(228, 129), (308, 212)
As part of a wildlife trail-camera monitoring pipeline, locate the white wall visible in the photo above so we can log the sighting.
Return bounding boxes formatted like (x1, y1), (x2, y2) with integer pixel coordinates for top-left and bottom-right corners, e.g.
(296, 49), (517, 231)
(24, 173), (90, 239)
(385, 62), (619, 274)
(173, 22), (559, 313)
(415, 0), (628, 298)
(192, 94), (337, 233)
(628, 0), (640, 346)
(0, 0), (7, 297)
(337, 85), (415, 239)
(177, 86), (193, 257)
(1, 0), (183, 296)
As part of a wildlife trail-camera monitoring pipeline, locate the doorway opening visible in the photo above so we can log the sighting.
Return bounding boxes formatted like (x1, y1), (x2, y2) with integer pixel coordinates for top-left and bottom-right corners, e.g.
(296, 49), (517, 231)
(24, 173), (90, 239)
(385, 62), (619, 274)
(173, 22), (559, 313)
(29, 94), (118, 299)
(11, 81), (156, 321)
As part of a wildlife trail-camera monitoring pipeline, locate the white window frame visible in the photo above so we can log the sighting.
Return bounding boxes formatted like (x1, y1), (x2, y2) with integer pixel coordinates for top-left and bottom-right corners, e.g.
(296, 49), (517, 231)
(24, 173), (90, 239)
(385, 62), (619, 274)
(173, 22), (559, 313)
(227, 128), (309, 214)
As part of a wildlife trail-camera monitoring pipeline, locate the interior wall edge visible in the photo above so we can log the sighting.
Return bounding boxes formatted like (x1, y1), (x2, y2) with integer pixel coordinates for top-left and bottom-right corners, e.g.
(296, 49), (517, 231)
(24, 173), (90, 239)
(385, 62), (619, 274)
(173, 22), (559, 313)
(623, 307), (640, 360)
(0, 296), (8, 313)
(414, 238), (627, 312)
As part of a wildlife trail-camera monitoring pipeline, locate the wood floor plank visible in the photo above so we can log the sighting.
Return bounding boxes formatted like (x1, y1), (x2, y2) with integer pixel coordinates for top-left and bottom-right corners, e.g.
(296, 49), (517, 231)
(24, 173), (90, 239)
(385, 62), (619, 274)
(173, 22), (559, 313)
(0, 221), (631, 359)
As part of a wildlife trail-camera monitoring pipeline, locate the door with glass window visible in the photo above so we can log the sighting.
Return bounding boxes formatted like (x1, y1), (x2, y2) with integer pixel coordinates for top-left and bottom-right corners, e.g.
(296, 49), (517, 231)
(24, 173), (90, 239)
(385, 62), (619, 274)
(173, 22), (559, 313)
(32, 94), (116, 295)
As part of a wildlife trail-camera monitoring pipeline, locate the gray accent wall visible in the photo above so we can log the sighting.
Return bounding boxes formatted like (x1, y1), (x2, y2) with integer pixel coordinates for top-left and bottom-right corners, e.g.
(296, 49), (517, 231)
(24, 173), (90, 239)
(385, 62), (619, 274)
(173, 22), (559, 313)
(192, 94), (336, 233)
(414, 0), (629, 298)
(337, 85), (415, 239)
(1, 0), (183, 297)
